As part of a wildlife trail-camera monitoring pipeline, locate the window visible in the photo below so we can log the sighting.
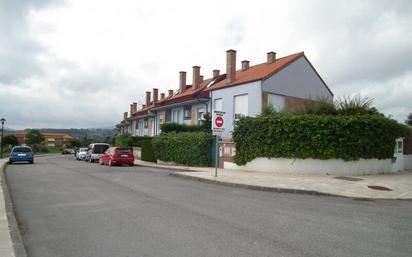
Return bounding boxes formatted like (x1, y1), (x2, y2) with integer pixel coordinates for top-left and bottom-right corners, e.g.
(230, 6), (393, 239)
(214, 98), (223, 111)
(144, 118), (148, 128)
(234, 94), (248, 120)
(48, 138), (55, 142)
(197, 107), (205, 125)
(268, 93), (285, 111)
(172, 109), (182, 123)
(184, 106), (191, 120)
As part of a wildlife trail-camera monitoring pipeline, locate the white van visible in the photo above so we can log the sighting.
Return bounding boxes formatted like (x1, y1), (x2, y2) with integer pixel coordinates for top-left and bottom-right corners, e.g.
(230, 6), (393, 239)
(85, 143), (110, 163)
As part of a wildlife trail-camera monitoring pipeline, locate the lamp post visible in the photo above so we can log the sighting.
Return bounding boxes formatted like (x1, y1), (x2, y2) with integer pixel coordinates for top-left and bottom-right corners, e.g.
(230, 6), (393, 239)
(0, 118), (5, 159)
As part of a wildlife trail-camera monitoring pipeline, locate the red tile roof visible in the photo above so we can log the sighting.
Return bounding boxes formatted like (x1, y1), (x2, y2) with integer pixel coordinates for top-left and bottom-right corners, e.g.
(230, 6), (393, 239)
(207, 52), (304, 91)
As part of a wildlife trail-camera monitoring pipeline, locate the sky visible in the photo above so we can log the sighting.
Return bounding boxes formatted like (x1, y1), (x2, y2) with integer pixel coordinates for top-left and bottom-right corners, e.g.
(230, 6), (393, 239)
(0, 0), (411, 129)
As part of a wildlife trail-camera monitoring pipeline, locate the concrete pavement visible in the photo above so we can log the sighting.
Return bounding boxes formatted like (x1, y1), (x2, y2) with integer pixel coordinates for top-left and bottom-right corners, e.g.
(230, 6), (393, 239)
(0, 159), (15, 257)
(135, 160), (412, 199)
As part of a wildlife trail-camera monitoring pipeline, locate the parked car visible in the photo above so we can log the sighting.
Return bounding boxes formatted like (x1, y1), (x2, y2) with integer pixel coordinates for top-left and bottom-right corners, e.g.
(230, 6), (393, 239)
(9, 146), (34, 164)
(76, 148), (88, 160)
(100, 147), (134, 166)
(85, 143), (110, 163)
(61, 149), (74, 155)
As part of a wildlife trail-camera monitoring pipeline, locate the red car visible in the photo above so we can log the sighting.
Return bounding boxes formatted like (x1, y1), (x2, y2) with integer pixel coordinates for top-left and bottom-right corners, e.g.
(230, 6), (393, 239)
(99, 147), (134, 166)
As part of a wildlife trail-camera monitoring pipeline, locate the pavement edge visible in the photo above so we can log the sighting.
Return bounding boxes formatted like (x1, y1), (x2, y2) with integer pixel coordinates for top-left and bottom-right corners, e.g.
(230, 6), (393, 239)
(0, 161), (28, 257)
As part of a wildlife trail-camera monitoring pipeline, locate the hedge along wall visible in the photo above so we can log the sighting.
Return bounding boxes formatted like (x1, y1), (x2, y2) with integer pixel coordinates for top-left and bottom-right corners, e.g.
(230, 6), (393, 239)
(152, 132), (212, 166)
(232, 113), (406, 166)
(140, 140), (156, 163)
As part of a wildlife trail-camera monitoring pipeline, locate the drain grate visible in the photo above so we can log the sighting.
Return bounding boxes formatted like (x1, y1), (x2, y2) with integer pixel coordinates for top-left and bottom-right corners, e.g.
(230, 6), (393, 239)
(367, 185), (392, 191)
(334, 176), (363, 182)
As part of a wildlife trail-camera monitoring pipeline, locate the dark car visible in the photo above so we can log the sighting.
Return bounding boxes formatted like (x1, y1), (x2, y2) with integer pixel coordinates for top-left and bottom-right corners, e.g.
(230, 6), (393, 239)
(61, 149), (74, 155)
(9, 146), (34, 164)
(99, 147), (134, 166)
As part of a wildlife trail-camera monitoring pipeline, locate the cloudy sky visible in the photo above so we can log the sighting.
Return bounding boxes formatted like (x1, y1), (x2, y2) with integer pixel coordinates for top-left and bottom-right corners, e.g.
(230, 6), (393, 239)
(0, 0), (411, 129)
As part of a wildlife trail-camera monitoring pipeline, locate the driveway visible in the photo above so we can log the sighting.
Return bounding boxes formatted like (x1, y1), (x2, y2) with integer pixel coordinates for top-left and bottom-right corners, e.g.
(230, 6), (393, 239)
(5, 156), (412, 257)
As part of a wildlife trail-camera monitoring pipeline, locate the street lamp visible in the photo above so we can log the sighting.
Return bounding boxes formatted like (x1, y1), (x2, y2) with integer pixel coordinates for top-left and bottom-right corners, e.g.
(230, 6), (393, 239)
(0, 118), (5, 159)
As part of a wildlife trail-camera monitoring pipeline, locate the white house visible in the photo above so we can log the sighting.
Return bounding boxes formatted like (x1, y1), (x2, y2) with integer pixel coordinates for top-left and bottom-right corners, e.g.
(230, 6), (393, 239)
(207, 50), (333, 139)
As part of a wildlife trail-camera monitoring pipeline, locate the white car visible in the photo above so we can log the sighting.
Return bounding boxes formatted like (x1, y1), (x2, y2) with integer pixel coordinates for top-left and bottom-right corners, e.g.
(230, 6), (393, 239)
(85, 143), (110, 163)
(76, 148), (88, 160)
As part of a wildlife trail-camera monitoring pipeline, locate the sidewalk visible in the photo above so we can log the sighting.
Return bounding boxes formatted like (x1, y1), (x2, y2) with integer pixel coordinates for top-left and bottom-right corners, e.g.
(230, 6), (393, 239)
(135, 160), (412, 200)
(0, 159), (15, 257)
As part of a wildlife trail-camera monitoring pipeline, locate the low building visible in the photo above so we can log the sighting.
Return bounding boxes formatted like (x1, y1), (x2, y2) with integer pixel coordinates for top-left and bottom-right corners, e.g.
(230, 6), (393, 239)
(15, 132), (74, 147)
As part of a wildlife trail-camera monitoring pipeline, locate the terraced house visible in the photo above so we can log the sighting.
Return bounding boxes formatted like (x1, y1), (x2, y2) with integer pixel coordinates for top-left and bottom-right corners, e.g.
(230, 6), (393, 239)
(116, 49), (333, 139)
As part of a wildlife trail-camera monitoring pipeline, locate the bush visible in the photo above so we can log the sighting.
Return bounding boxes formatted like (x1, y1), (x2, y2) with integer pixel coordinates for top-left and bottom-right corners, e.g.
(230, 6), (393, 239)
(140, 140), (156, 163)
(115, 133), (134, 147)
(233, 113), (406, 165)
(153, 132), (212, 166)
(131, 136), (153, 147)
(160, 123), (208, 133)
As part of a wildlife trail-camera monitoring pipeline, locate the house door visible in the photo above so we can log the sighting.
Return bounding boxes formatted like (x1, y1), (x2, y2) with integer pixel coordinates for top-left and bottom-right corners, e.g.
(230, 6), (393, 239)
(392, 138), (404, 172)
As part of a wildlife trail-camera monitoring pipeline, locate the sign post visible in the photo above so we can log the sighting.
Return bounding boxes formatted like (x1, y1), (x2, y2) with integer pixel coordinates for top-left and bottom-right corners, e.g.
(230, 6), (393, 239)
(212, 111), (225, 177)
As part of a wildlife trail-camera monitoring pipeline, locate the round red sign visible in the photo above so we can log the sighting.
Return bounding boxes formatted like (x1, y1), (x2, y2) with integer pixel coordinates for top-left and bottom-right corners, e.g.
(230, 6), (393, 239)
(215, 116), (224, 128)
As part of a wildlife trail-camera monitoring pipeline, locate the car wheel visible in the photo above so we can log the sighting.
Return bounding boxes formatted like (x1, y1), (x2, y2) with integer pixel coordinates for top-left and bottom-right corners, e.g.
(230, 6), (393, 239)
(30, 161), (34, 164)
(129, 163), (134, 167)
(108, 159), (112, 166)
(8, 161), (13, 164)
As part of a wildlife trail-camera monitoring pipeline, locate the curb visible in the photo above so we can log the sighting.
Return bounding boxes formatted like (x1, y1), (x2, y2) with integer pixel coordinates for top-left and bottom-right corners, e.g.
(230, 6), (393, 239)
(169, 172), (412, 201)
(135, 163), (201, 173)
(0, 161), (28, 257)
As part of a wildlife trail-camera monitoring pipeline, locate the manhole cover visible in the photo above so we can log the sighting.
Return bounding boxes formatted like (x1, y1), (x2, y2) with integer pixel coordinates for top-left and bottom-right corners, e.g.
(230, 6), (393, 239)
(334, 176), (363, 182)
(367, 185), (392, 191)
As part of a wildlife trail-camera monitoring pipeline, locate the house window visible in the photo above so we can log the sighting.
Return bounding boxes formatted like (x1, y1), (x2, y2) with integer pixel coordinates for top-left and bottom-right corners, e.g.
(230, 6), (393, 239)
(48, 138), (55, 142)
(184, 106), (191, 120)
(234, 94), (248, 120)
(172, 109), (182, 123)
(214, 98), (223, 111)
(144, 118), (148, 128)
(268, 93), (285, 111)
(165, 110), (172, 122)
(197, 107), (205, 125)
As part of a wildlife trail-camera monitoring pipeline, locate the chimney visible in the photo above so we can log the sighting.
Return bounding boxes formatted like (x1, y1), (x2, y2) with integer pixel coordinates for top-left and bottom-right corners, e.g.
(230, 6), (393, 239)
(200, 75), (204, 83)
(179, 71), (186, 93)
(130, 104), (133, 116)
(192, 66), (201, 90)
(160, 93), (165, 99)
(226, 49), (236, 84)
(213, 69), (220, 78)
(168, 89), (174, 96)
(133, 102), (137, 113)
(267, 51), (276, 64)
(153, 88), (159, 102)
(145, 91), (151, 106)
(123, 112), (128, 120)
(241, 60), (250, 71)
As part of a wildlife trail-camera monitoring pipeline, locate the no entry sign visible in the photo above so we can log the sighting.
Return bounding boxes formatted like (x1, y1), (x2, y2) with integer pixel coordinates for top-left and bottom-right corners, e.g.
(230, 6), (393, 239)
(215, 116), (224, 128)
(212, 110), (225, 136)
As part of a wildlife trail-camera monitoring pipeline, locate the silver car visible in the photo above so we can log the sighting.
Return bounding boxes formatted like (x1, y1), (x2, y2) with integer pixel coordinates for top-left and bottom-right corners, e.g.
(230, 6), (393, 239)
(85, 143), (110, 163)
(76, 148), (88, 160)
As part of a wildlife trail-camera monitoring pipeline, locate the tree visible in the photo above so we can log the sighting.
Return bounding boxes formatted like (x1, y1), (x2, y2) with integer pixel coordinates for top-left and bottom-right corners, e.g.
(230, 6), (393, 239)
(66, 138), (81, 148)
(25, 129), (45, 146)
(406, 113), (412, 127)
(2, 134), (19, 147)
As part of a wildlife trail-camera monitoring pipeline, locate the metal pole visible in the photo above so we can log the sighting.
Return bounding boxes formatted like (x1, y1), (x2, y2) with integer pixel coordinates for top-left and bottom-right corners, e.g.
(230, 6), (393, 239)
(215, 135), (219, 177)
(0, 121), (4, 159)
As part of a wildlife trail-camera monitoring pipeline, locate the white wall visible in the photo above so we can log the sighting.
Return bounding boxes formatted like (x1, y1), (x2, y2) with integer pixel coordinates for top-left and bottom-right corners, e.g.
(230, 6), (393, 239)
(403, 155), (412, 170)
(211, 81), (262, 139)
(262, 56), (333, 100)
(224, 157), (393, 175)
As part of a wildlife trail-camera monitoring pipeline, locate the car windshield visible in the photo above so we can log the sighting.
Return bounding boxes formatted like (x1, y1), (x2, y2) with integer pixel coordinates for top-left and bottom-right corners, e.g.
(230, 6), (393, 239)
(12, 147), (31, 153)
(93, 144), (109, 154)
(115, 148), (132, 154)
(79, 148), (87, 152)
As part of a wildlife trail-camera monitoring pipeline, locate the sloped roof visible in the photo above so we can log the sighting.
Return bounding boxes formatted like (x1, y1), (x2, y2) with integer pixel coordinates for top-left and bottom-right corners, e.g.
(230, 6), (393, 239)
(207, 52), (305, 91)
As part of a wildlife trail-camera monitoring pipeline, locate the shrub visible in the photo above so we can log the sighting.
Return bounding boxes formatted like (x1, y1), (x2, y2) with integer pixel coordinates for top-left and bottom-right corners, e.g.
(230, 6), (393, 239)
(115, 133), (134, 147)
(160, 122), (208, 133)
(140, 140), (156, 163)
(233, 113), (406, 165)
(152, 132), (212, 166)
(131, 136), (153, 147)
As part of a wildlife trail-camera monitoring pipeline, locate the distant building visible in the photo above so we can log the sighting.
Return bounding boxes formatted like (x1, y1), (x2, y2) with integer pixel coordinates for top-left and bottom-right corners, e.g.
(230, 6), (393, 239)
(15, 132), (74, 147)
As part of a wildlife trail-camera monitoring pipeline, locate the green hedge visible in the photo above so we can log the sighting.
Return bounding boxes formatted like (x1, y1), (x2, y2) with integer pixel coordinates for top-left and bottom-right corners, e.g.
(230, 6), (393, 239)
(233, 113), (406, 165)
(140, 140), (156, 163)
(115, 134), (153, 147)
(132, 136), (153, 147)
(152, 132), (212, 166)
(160, 122), (208, 133)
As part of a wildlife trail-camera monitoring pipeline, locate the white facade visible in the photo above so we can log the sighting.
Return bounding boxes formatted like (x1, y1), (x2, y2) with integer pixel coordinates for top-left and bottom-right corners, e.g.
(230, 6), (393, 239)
(262, 56), (333, 100)
(211, 81), (262, 139)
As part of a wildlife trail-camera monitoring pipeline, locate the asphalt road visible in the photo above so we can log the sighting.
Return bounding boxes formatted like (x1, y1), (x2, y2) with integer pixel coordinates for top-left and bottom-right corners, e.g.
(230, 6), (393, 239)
(5, 156), (412, 257)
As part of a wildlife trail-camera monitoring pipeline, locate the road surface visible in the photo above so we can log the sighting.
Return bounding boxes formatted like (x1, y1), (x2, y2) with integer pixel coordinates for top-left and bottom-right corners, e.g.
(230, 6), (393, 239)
(5, 156), (412, 257)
